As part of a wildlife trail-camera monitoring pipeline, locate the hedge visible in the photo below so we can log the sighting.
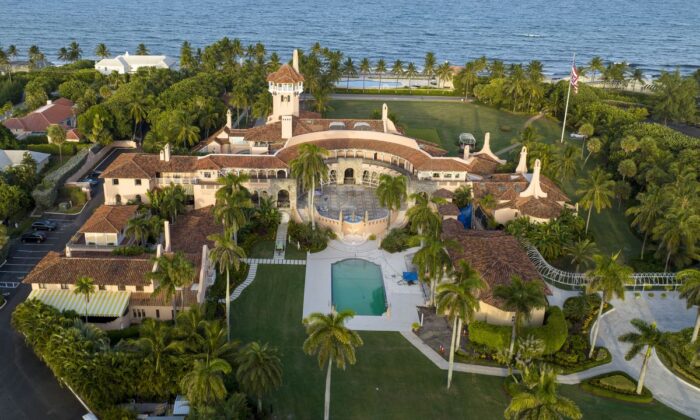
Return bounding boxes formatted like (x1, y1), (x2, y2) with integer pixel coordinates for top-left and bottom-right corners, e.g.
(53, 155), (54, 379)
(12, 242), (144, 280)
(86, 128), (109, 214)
(334, 87), (460, 97)
(581, 372), (653, 403)
(31, 145), (96, 209)
(468, 307), (567, 355)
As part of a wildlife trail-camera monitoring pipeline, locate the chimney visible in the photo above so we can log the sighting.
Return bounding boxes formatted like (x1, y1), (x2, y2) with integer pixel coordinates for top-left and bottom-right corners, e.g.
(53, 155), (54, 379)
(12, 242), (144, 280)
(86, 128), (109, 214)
(156, 243), (163, 258)
(281, 115), (293, 139)
(292, 49), (300, 72)
(197, 244), (209, 304)
(515, 146), (528, 174)
(46, 100), (53, 106)
(463, 145), (470, 160)
(226, 109), (232, 129)
(480, 132), (493, 155)
(164, 220), (171, 252)
(381, 103), (389, 132)
(520, 159), (548, 199)
(160, 143), (171, 162)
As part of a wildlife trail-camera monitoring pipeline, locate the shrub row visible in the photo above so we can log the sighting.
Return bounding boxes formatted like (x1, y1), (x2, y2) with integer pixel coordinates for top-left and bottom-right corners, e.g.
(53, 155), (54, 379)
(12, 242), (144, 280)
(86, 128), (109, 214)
(27, 142), (87, 156)
(334, 87), (459, 96)
(581, 372), (653, 403)
(111, 245), (150, 256)
(468, 307), (567, 355)
(31, 146), (95, 209)
(380, 227), (420, 253)
(288, 221), (335, 253)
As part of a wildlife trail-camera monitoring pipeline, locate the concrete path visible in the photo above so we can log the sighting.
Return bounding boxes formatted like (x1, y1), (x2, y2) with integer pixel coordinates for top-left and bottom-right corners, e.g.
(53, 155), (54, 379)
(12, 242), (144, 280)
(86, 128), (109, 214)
(231, 263), (258, 301)
(275, 222), (288, 259)
(494, 112), (545, 156)
(243, 258), (306, 265)
(231, 258), (307, 301)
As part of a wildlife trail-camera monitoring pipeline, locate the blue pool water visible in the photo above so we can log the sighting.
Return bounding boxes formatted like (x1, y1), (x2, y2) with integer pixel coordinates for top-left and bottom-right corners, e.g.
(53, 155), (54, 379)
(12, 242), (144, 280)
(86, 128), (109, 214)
(332, 259), (386, 316)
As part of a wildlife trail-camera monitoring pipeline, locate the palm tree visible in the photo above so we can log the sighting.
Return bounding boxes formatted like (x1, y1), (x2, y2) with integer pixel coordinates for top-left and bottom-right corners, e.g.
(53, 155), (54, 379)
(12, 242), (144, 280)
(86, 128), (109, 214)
(618, 319), (667, 395)
(506, 64), (528, 112)
(149, 252), (195, 316)
(235, 341), (283, 413)
(504, 365), (582, 420)
(175, 113), (200, 147)
(303, 311), (363, 420)
(452, 185), (472, 209)
(73, 276), (95, 323)
(67, 41), (82, 62)
(626, 186), (664, 259)
(405, 62), (418, 91)
(412, 236), (453, 307)
(494, 276), (546, 356)
(136, 43), (149, 55)
(129, 99), (148, 140)
(95, 43), (110, 59)
(125, 214), (150, 246)
(652, 208), (700, 272)
(290, 144), (328, 230)
(436, 62), (452, 88)
(576, 168), (615, 234)
(375, 59), (387, 90)
(216, 392), (251, 419)
(359, 58), (371, 93)
(159, 184), (187, 223)
(208, 232), (246, 342)
(342, 57), (357, 89)
(57, 47), (69, 63)
(564, 239), (598, 272)
(460, 62), (478, 99)
(406, 193), (442, 240)
(436, 261), (487, 388)
(375, 174), (407, 226)
(5, 45), (17, 80)
(551, 144), (578, 183)
(216, 172), (250, 202)
(130, 318), (183, 374)
(28, 45), (44, 70)
(586, 252), (633, 358)
(588, 56), (604, 83)
(678, 269), (700, 343)
(46, 124), (66, 164)
(423, 51), (436, 81)
(0, 49), (9, 82)
(630, 68), (645, 91)
(180, 357), (232, 409)
(213, 190), (252, 245)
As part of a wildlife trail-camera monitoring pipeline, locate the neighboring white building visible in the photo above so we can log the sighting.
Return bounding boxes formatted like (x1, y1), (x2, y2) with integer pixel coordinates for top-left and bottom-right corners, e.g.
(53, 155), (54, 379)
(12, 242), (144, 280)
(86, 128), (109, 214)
(0, 150), (50, 172)
(94, 52), (176, 75)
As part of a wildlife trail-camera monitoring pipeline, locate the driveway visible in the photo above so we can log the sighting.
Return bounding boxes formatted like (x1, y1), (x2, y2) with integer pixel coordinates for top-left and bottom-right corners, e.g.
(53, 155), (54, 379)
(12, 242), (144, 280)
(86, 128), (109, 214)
(595, 292), (700, 419)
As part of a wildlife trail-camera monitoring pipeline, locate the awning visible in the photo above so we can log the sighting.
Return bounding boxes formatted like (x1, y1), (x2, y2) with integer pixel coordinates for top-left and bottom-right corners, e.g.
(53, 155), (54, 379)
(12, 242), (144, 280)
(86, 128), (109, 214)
(28, 289), (131, 317)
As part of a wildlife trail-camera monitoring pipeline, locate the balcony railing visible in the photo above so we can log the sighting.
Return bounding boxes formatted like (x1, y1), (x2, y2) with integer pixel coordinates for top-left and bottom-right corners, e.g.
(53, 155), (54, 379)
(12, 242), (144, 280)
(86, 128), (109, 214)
(156, 178), (198, 185)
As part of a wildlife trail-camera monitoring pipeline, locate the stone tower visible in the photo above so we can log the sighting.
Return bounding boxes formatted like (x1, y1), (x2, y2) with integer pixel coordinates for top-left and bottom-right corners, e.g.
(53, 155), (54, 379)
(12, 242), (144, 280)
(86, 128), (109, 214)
(266, 49), (304, 122)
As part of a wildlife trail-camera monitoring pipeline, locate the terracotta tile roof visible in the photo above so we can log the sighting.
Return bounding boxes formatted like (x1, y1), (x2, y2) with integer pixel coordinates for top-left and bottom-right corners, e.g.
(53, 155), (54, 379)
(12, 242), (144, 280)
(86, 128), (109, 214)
(465, 154), (502, 175)
(299, 110), (322, 119)
(473, 174), (528, 201)
(23, 252), (153, 287)
(438, 202), (460, 216)
(441, 220), (546, 310)
(2, 98), (75, 133)
(130, 290), (198, 307)
(416, 140), (448, 157)
(100, 153), (197, 179)
(79, 205), (139, 234)
(170, 206), (221, 254)
(432, 188), (454, 199)
(266, 64), (305, 83)
(416, 158), (472, 172)
(496, 196), (565, 219)
(196, 155), (288, 170)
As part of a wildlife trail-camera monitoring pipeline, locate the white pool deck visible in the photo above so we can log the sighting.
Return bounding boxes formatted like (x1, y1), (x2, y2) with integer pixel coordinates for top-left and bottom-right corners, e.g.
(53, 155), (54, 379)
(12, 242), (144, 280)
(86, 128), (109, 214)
(303, 239), (426, 331)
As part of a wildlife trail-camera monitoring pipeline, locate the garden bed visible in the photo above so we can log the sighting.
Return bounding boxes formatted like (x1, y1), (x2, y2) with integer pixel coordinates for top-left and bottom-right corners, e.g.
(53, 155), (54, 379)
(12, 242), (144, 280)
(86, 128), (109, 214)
(581, 372), (653, 403)
(655, 328), (700, 387)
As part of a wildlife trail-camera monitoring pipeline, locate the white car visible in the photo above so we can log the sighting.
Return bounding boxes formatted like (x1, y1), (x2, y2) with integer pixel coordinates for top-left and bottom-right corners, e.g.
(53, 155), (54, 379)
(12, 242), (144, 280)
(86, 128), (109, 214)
(570, 133), (587, 140)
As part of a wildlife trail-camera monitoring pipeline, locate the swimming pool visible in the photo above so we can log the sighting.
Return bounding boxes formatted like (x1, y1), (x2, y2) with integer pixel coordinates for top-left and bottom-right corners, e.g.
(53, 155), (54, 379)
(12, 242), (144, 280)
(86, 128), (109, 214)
(331, 259), (387, 316)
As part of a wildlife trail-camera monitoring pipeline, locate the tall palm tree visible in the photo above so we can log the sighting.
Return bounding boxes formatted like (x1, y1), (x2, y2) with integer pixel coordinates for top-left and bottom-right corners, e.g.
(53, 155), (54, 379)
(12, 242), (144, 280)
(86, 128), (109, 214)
(180, 357), (232, 409)
(405, 62), (418, 91)
(452, 185), (473, 209)
(175, 113), (200, 147)
(359, 58), (371, 93)
(189, 319), (238, 363)
(461, 62), (478, 99)
(5, 45), (17, 80)
(213, 190), (252, 245)
(652, 208), (700, 272)
(423, 51), (436, 81)
(588, 56), (604, 83)
(130, 318), (183, 374)
(375, 174), (407, 226)
(436, 261), (487, 388)
(28, 45), (44, 70)
(436, 62), (452, 89)
(67, 41), (82, 62)
(391, 59), (404, 87)
(215, 392), (250, 419)
(551, 144), (579, 183)
(235, 341), (283, 413)
(0, 49), (10, 82)
(208, 232), (246, 342)
(136, 43), (149, 55)
(149, 252), (195, 315)
(586, 252), (633, 358)
(159, 184), (187, 223)
(412, 236), (453, 307)
(125, 214), (150, 246)
(73, 276), (95, 323)
(375, 59), (387, 90)
(506, 64), (528, 112)
(504, 365), (582, 420)
(630, 68), (645, 91)
(678, 269), (700, 343)
(57, 47), (69, 63)
(290, 144), (328, 230)
(406, 193), (442, 240)
(303, 311), (363, 420)
(129, 99), (148, 140)
(626, 186), (664, 259)
(576, 168), (615, 234)
(494, 276), (546, 356)
(618, 319), (667, 395)
(564, 239), (598, 272)
(46, 124), (66, 164)
(95, 43), (110, 59)
(216, 172), (250, 202)
(342, 57), (357, 89)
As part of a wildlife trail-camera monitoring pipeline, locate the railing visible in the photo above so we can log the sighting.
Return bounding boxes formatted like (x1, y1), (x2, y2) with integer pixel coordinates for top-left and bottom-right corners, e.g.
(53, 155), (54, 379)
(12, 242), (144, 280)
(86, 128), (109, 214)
(156, 178), (198, 185)
(525, 244), (679, 290)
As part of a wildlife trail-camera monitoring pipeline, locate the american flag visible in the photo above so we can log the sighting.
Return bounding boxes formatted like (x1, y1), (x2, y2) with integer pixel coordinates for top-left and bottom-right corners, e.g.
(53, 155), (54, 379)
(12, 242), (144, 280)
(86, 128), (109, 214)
(570, 63), (579, 94)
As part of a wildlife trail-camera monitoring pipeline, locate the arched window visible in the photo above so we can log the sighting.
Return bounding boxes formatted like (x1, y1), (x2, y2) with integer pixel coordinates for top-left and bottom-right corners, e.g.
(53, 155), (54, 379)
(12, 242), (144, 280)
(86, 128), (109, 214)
(115, 194), (122, 204)
(277, 170), (286, 178)
(277, 190), (290, 208)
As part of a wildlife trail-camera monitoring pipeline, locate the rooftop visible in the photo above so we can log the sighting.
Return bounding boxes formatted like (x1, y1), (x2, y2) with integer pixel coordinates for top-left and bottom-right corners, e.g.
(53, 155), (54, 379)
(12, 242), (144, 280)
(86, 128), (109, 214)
(78, 205), (139, 234)
(266, 64), (305, 84)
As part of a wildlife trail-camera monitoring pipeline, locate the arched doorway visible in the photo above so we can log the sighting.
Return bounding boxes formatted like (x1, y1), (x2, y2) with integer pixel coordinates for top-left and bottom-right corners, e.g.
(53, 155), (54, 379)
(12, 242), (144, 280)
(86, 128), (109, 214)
(251, 191), (259, 206)
(362, 170), (370, 185)
(344, 168), (354, 184)
(115, 194), (121, 205)
(277, 170), (286, 178)
(277, 190), (290, 208)
(329, 170), (337, 184)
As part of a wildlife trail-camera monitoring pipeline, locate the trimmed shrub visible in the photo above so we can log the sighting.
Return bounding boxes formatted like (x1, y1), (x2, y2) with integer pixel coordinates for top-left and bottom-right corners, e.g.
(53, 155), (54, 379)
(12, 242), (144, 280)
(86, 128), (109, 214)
(105, 325), (140, 344)
(581, 372), (653, 403)
(31, 146), (95, 209)
(468, 321), (511, 350)
(288, 221), (335, 253)
(380, 227), (420, 253)
(111, 245), (149, 256)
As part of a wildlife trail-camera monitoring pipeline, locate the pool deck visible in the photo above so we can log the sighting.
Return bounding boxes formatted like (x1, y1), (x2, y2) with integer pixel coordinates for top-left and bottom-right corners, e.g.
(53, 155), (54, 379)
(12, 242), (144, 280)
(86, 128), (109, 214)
(303, 240), (425, 331)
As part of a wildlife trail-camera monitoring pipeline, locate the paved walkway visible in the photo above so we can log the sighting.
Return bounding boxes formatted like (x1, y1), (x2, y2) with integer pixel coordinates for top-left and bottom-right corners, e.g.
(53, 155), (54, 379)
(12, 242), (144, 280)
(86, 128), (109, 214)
(231, 257), (307, 301)
(275, 222), (288, 259)
(243, 258), (306, 265)
(494, 112), (545, 156)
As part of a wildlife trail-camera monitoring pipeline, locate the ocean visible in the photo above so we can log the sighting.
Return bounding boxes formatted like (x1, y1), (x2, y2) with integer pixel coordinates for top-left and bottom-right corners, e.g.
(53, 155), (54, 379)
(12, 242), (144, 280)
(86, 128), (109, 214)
(0, 0), (698, 77)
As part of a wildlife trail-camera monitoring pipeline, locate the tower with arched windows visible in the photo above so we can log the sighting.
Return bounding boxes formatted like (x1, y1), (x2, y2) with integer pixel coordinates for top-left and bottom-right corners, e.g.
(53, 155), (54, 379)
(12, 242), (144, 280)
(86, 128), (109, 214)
(267, 49), (304, 122)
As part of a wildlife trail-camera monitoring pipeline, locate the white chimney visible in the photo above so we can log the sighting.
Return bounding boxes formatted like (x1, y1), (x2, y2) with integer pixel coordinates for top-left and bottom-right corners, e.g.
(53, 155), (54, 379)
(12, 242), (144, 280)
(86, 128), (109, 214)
(463, 145), (470, 160)
(515, 146), (528, 174)
(292, 49), (300, 72)
(520, 159), (547, 199)
(156, 243), (163, 258)
(160, 143), (171, 162)
(281, 115), (293, 139)
(197, 244), (209, 304)
(226, 109), (232, 129)
(46, 100), (52, 106)
(481, 132), (492, 154)
(381, 103), (389, 132)
(164, 220), (171, 252)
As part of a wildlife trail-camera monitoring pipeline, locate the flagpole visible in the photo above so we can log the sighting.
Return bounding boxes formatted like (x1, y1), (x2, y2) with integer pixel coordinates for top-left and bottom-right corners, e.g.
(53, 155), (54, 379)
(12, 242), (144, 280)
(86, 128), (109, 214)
(559, 52), (575, 143)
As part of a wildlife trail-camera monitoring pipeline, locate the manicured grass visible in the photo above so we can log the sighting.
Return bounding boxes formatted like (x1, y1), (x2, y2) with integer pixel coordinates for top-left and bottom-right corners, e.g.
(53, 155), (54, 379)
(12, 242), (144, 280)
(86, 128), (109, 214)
(231, 266), (686, 419)
(285, 243), (307, 260)
(327, 100), (562, 155)
(248, 239), (275, 258)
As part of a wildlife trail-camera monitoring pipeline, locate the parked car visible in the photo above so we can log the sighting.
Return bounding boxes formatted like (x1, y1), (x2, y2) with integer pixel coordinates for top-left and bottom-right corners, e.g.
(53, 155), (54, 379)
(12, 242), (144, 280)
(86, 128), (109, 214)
(570, 133), (587, 140)
(80, 177), (99, 187)
(32, 220), (58, 231)
(21, 231), (47, 243)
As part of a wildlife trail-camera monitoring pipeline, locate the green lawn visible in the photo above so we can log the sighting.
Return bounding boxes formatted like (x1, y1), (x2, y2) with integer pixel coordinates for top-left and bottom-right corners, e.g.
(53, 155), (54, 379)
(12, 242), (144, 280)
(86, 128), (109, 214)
(327, 100), (562, 156)
(249, 239), (275, 258)
(231, 266), (685, 419)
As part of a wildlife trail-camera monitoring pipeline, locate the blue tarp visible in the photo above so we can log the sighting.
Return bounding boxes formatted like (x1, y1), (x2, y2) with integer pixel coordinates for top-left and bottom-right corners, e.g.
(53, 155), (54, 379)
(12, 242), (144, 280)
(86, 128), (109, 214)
(402, 272), (418, 283)
(458, 204), (473, 229)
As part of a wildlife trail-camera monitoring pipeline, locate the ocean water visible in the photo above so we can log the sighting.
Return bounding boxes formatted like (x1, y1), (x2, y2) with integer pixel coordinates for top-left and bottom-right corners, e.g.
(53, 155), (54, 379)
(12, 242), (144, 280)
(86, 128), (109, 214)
(0, 0), (698, 77)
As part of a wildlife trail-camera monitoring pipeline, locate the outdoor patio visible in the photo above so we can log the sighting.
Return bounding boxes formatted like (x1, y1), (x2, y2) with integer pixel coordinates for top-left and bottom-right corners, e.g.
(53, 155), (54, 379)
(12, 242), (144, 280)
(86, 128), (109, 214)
(298, 184), (389, 221)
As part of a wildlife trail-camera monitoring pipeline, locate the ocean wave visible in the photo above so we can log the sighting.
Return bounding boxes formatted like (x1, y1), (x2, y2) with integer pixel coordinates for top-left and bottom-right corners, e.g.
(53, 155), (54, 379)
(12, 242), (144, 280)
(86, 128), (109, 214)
(515, 33), (545, 38)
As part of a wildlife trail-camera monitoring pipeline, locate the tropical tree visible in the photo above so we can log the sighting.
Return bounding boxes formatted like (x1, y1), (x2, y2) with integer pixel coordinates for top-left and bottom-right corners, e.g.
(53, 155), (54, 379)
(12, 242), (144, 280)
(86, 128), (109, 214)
(136, 43), (149, 55)
(494, 276), (546, 356)
(129, 98), (148, 140)
(130, 318), (183, 375)
(436, 261), (487, 388)
(452, 185), (473, 209)
(576, 168), (615, 233)
(588, 56), (604, 83)
(551, 144), (578, 183)
(290, 144), (328, 229)
(359, 58), (371, 93)
(653, 208), (700, 271)
(375, 174), (407, 226)
(95, 43), (110, 59)
(46, 124), (66, 164)
(214, 392), (251, 419)
(618, 319), (667, 394)
(213, 190), (252, 245)
(630, 68), (645, 91)
(174, 113), (200, 147)
(564, 239), (598, 272)
(57, 47), (69, 63)
(436, 62), (452, 89)
(125, 214), (151, 246)
(618, 159), (637, 181)
(391, 59), (404, 87)
(582, 137), (602, 167)
(158, 184), (187, 223)
(405, 62), (418, 91)
(423, 51), (436, 81)
(626, 186), (665, 259)
(180, 357), (232, 409)
(412, 236), (453, 307)
(28, 45), (44, 70)
(88, 114), (112, 145)
(235, 341), (283, 413)
(375, 59), (387, 90)
(67, 41), (82, 62)
(208, 232), (246, 342)
(73, 276), (95, 323)
(586, 252), (633, 358)
(506, 64), (528, 111)
(149, 251), (195, 315)
(678, 269), (700, 343)
(504, 365), (582, 420)
(652, 69), (698, 125)
(406, 193), (442, 240)
(342, 57), (357, 89)
(303, 311), (363, 420)
(577, 122), (595, 157)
